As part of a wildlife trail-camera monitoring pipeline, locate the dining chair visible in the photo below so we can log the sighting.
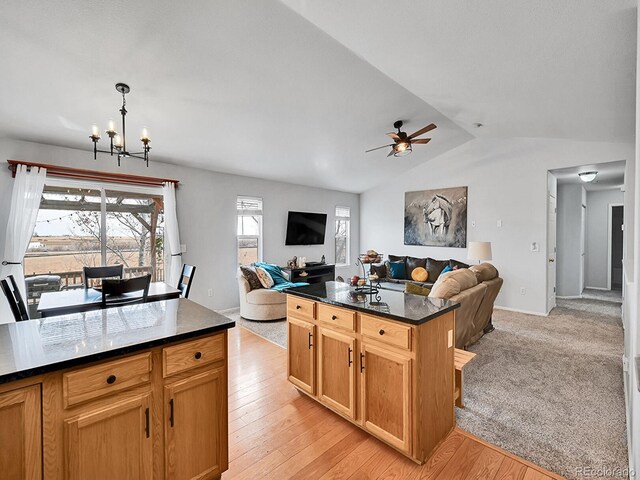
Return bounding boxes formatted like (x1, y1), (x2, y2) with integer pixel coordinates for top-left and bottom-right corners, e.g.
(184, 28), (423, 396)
(177, 264), (196, 298)
(1, 275), (30, 322)
(101, 274), (151, 308)
(83, 264), (124, 289)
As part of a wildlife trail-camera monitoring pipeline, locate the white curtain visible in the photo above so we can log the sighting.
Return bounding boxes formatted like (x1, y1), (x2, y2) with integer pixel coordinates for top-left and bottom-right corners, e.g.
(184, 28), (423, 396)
(0, 164), (46, 323)
(163, 182), (182, 287)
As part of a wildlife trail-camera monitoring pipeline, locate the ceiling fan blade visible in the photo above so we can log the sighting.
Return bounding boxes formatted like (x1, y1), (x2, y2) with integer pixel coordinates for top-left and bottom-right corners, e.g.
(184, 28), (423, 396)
(411, 138), (431, 144)
(408, 123), (437, 139)
(386, 132), (401, 141)
(387, 148), (395, 157)
(365, 144), (394, 153)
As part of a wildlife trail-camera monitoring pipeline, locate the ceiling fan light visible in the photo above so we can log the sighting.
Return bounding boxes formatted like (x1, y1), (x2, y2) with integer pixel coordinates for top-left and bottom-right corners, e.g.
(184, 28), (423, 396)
(578, 171), (598, 183)
(394, 142), (412, 157)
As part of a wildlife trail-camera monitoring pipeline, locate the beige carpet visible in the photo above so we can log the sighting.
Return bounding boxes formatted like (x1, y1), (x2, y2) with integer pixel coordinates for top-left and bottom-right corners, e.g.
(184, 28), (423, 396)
(457, 298), (627, 480)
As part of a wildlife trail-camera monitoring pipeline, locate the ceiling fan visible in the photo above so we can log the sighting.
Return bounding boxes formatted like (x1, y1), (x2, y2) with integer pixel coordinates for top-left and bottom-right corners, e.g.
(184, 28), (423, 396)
(366, 120), (437, 157)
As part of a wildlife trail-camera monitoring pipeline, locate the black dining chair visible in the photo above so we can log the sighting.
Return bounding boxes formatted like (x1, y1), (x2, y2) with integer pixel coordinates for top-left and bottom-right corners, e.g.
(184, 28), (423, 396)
(177, 264), (196, 298)
(1, 275), (30, 322)
(83, 265), (124, 289)
(101, 274), (151, 308)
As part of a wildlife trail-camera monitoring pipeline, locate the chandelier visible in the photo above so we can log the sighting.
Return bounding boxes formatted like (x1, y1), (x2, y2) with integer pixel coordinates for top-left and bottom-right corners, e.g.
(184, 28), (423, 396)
(89, 83), (151, 167)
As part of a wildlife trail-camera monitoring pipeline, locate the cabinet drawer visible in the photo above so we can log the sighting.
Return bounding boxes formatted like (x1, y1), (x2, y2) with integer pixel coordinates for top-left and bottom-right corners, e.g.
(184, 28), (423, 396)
(318, 304), (356, 332)
(63, 352), (152, 407)
(163, 334), (225, 378)
(287, 296), (316, 321)
(360, 314), (412, 350)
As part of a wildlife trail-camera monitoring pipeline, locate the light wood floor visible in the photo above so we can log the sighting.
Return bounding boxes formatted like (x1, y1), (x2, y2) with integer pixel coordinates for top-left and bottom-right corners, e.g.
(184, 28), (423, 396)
(224, 326), (564, 480)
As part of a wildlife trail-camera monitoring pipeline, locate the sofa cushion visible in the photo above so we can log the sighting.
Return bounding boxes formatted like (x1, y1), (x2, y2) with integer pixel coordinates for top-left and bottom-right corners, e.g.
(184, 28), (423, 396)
(387, 260), (406, 279)
(469, 263), (499, 282)
(426, 258), (449, 282)
(405, 282), (431, 296)
(429, 268), (478, 299)
(246, 288), (286, 306)
(450, 259), (470, 270)
(370, 263), (388, 279)
(255, 267), (274, 288)
(388, 255), (407, 263)
(406, 256), (427, 279)
(410, 266), (429, 282)
(240, 266), (263, 291)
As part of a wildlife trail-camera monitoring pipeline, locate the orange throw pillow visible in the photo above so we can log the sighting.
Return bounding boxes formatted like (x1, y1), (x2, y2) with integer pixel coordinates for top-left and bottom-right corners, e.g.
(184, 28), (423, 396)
(411, 267), (428, 282)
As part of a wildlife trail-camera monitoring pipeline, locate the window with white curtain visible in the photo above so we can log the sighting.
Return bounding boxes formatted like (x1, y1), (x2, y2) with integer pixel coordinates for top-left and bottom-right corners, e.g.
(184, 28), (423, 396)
(335, 206), (350, 266)
(237, 196), (263, 265)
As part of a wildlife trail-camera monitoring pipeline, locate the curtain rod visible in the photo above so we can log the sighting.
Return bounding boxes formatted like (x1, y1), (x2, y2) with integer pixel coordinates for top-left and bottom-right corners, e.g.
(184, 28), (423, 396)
(7, 160), (179, 187)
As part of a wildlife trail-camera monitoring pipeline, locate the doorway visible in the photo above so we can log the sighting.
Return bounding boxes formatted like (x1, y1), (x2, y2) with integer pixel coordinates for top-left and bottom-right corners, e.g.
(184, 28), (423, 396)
(609, 204), (623, 291)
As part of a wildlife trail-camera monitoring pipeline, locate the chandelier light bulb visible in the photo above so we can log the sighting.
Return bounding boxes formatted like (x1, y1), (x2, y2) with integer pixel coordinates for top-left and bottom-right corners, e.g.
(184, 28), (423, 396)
(141, 127), (149, 141)
(91, 124), (100, 139)
(107, 119), (115, 133)
(114, 134), (123, 148)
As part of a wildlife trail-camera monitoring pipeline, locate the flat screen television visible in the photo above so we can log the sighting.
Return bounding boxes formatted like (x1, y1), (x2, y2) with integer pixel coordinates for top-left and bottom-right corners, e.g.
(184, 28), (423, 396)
(285, 211), (327, 245)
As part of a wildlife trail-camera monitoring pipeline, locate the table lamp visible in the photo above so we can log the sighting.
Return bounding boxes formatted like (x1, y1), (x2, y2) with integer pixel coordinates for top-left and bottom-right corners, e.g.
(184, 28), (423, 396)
(467, 241), (492, 264)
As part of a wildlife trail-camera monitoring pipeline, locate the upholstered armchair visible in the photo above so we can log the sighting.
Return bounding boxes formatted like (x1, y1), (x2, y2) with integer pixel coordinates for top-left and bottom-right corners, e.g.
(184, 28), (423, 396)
(237, 269), (288, 321)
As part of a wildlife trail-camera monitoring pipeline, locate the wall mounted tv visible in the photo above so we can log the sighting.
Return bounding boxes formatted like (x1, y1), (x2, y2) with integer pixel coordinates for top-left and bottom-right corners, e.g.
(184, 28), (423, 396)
(285, 211), (327, 245)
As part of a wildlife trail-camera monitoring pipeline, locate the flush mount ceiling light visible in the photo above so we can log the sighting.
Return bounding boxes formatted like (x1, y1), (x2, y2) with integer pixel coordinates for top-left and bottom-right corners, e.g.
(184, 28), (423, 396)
(89, 83), (151, 167)
(578, 171), (598, 183)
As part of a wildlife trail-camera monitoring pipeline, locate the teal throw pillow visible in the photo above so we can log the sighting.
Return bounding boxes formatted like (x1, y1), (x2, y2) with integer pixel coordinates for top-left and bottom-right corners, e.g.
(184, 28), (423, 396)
(388, 261), (407, 280)
(441, 265), (453, 275)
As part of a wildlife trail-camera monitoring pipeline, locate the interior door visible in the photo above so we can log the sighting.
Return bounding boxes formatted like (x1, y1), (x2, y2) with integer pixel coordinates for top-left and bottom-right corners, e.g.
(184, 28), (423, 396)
(580, 204), (586, 293)
(547, 194), (557, 312)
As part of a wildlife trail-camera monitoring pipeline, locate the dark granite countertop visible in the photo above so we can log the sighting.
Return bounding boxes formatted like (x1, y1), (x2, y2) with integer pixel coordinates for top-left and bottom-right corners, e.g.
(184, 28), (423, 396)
(284, 281), (459, 325)
(0, 298), (235, 384)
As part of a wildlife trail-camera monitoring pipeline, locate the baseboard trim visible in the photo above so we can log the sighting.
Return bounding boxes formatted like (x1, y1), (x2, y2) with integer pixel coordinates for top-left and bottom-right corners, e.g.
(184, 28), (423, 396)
(556, 295), (582, 299)
(584, 286), (610, 291)
(494, 306), (549, 317)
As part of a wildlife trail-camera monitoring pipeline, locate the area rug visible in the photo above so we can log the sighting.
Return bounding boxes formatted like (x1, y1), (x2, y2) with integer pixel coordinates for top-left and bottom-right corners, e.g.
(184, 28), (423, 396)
(458, 299), (627, 480)
(217, 308), (286, 348)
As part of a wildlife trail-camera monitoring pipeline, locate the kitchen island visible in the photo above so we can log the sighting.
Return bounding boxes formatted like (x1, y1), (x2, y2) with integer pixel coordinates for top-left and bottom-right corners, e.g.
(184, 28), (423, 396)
(285, 281), (459, 464)
(0, 298), (234, 480)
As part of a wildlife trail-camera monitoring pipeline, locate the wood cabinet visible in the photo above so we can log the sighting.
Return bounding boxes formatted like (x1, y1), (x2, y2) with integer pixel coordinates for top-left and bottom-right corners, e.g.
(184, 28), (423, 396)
(164, 368), (226, 480)
(287, 316), (316, 395)
(0, 385), (42, 480)
(317, 327), (356, 419)
(360, 342), (411, 453)
(0, 330), (229, 480)
(286, 295), (455, 464)
(65, 394), (153, 480)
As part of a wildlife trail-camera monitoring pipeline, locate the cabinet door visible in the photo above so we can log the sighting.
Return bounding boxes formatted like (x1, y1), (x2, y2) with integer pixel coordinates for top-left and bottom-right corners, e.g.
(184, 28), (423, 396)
(65, 394), (152, 480)
(318, 327), (356, 419)
(287, 317), (316, 394)
(361, 343), (411, 453)
(0, 385), (41, 480)
(165, 368), (226, 480)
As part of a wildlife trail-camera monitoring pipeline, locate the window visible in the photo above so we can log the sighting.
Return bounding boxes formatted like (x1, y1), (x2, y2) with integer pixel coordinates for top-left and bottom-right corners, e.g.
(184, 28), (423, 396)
(25, 181), (164, 314)
(237, 196), (263, 266)
(335, 206), (350, 266)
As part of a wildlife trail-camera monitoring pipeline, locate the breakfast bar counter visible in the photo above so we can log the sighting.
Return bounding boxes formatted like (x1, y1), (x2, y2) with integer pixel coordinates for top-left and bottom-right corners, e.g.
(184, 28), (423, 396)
(0, 298), (234, 480)
(285, 281), (459, 464)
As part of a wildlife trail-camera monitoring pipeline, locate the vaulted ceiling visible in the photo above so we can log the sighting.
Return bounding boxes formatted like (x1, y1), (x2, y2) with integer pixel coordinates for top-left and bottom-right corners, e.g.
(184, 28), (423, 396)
(0, 1), (636, 193)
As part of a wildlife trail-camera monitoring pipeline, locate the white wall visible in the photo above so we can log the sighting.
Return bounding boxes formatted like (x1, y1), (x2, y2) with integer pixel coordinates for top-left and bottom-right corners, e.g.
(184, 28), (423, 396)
(0, 139), (360, 311)
(360, 137), (634, 315)
(556, 184), (584, 297)
(585, 188), (624, 289)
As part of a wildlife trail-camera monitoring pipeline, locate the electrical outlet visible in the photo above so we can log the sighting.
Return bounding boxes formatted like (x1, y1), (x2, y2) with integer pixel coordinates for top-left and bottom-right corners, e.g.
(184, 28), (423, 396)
(520, 287), (526, 295)
(497, 220), (503, 228)
(207, 288), (213, 297)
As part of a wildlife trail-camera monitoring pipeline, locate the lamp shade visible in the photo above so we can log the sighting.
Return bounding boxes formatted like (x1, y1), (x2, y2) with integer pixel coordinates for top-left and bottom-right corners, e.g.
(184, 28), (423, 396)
(467, 241), (492, 262)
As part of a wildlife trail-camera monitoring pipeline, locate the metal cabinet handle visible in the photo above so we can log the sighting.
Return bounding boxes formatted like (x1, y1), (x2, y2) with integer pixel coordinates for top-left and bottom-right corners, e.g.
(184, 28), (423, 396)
(194, 351), (202, 360)
(331, 315), (337, 320)
(145, 407), (150, 438)
(308, 332), (313, 349)
(360, 352), (365, 372)
(379, 329), (385, 336)
(348, 347), (353, 367)
(106, 374), (117, 384)
(169, 399), (174, 427)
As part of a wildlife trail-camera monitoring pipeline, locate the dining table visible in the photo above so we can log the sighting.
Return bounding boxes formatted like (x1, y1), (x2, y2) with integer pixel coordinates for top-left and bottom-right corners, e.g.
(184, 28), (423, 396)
(36, 281), (181, 318)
